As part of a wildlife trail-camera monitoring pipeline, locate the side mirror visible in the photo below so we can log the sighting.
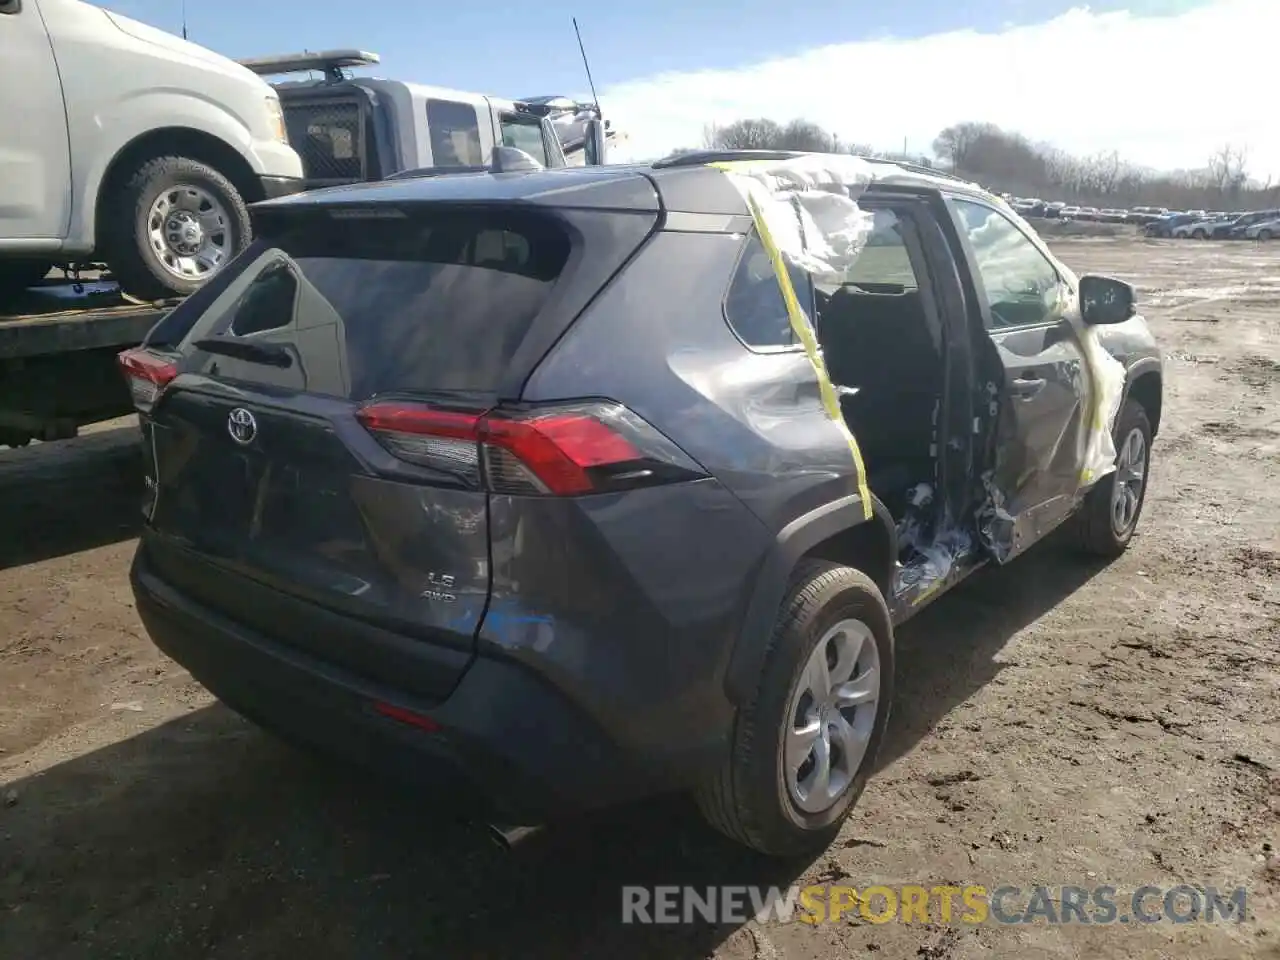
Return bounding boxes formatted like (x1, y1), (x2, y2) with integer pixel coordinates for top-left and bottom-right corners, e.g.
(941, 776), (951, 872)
(584, 118), (607, 166)
(0, 0), (22, 13)
(1079, 274), (1136, 325)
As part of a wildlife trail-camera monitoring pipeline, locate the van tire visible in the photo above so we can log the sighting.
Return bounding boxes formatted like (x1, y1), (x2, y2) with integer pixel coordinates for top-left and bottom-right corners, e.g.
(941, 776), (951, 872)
(105, 156), (252, 301)
(695, 561), (894, 858)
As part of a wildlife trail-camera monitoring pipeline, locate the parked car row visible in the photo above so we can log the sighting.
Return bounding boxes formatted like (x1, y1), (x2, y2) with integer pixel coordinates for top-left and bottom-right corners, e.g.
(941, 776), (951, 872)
(999, 194), (1280, 240)
(1004, 197), (1164, 223)
(1145, 208), (1280, 241)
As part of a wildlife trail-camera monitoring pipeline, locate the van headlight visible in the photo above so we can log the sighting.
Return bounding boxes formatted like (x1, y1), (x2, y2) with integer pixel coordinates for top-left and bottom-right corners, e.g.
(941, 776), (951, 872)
(265, 96), (288, 143)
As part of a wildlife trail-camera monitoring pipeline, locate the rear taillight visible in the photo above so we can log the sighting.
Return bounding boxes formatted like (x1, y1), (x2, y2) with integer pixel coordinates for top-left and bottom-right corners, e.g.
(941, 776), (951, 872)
(118, 348), (177, 413)
(355, 400), (706, 496)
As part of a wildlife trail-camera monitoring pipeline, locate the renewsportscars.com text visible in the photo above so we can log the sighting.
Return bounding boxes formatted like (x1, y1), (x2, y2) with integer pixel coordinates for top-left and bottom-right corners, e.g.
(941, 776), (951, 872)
(621, 884), (1248, 926)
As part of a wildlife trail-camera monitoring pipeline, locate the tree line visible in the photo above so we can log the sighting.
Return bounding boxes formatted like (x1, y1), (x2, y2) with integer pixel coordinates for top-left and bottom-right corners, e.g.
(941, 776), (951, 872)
(701, 118), (1279, 211)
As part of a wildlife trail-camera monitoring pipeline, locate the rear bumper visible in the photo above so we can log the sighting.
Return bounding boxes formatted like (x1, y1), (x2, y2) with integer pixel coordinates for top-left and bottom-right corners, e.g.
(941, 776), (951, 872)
(130, 547), (664, 822)
(258, 175), (306, 201)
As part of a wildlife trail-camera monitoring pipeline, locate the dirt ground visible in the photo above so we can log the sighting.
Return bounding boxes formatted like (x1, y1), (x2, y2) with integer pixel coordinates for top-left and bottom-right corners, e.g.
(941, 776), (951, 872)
(1, 235), (1277, 959)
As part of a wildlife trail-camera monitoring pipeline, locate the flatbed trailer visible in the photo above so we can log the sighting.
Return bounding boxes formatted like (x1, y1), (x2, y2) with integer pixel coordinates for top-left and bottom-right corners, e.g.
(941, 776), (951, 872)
(0, 279), (171, 446)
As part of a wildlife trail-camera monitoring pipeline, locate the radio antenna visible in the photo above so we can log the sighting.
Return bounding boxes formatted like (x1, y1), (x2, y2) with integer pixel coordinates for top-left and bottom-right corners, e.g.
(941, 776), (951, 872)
(180, 0), (188, 38)
(572, 17), (600, 115)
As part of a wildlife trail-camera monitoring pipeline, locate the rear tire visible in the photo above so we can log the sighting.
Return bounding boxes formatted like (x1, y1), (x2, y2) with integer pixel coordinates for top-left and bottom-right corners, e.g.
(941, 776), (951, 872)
(1259, 229), (1273, 242)
(695, 561), (894, 858)
(1192, 228), (1207, 240)
(104, 155), (252, 301)
(1069, 399), (1152, 558)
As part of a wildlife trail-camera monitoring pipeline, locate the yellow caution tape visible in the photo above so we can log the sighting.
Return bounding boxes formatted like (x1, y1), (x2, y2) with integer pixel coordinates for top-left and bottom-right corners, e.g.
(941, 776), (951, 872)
(710, 161), (872, 520)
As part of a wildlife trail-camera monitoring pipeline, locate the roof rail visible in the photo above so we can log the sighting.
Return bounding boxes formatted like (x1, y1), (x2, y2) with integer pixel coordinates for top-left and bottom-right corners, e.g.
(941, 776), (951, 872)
(859, 155), (971, 184)
(383, 146), (544, 181)
(237, 50), (380, 82)
(515, 95), (600, 117)
(651, 149), (808, 169)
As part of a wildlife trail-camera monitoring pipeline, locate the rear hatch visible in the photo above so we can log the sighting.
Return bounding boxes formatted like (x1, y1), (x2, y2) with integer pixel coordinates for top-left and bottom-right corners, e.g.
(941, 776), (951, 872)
(140, 194), (657, 700)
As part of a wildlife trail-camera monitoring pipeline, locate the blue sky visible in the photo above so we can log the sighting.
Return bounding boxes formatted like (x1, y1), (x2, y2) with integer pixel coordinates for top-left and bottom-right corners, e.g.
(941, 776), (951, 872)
(108, 0), (1201, 98)
(103, 0), (1278, 174)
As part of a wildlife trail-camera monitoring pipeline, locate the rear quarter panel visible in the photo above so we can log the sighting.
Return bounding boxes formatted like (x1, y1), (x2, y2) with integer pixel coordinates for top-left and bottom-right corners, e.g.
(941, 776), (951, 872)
(501, 230), (861, 761)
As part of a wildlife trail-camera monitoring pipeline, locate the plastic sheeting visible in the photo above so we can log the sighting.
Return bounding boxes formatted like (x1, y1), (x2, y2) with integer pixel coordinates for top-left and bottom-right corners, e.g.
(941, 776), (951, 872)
(710, 154), (878, 284)
(710, 155), (1130, 568)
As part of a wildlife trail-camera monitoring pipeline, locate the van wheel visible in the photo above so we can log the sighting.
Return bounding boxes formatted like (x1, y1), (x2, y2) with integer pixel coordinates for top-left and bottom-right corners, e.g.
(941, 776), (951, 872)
(695, 561), (894, 858)
(1259, 229), (1274, 242)
(0, 259), (54, 297)
(1070, 399), (1152, 558)
(105, 156), (252, 300)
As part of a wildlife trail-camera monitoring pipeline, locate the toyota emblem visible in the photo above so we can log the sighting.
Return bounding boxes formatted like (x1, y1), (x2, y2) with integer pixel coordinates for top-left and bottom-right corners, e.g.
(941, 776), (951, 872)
(227, 407), (257, 445)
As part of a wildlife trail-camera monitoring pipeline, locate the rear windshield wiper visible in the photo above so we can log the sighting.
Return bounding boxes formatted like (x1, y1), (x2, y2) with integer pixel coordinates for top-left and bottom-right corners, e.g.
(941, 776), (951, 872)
(192, 337), (293, 368)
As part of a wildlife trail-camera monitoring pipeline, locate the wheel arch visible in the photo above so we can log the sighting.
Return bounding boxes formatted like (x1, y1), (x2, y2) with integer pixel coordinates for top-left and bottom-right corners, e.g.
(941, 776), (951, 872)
(724, 495), (897, 706)
(1123, 361), (1163, 437)
(93, 127), (262, 253)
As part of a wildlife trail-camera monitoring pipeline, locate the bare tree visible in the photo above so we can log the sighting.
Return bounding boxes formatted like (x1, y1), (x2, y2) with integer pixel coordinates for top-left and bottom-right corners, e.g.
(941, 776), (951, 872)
(703, 118), (785, 150)
(1207, 143), (1249, 199)
(931, 122), (999, 172)
(694, 117), (1276, 212)
(704, 117), (873, 155)
(777, 119), (836, 151)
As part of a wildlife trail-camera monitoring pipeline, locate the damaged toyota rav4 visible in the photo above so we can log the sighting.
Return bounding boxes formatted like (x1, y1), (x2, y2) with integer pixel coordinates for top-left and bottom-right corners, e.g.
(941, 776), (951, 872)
(126, 149), (1162, 858)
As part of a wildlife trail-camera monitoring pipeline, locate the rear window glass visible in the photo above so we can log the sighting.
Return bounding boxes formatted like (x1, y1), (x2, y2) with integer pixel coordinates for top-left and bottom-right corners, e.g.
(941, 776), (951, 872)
(724, 231), (811, 350)
(176, 209), (571, 399)
(283, 101), (366, 183)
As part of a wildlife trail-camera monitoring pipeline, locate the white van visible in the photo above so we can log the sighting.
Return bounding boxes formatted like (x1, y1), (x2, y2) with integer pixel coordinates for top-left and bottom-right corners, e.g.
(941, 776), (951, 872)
(0, 0), (304, 299)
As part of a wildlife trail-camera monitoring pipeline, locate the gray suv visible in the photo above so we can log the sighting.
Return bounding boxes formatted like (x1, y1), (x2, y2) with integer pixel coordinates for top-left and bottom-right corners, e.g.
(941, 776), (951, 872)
(127, 150), (1163, 858)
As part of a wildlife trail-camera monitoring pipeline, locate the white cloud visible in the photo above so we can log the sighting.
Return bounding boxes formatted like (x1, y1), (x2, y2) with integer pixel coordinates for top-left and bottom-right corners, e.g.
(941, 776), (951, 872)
(598, 0), (1280, 178)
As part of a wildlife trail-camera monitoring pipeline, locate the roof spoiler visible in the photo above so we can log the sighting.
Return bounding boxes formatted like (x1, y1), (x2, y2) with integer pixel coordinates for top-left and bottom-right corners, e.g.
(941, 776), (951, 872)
(384, 145), (544, 181)
(237, 50), (380, 82)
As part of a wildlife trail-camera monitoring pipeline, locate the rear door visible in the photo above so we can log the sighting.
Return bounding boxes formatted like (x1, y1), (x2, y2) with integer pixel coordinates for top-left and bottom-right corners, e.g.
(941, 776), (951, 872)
(947, 196), (1090, 561)
(141, 203), (585, 685)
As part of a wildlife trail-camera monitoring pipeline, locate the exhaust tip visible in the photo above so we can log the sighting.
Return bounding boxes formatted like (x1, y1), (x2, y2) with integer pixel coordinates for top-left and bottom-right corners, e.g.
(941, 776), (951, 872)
(487, 822), (543, 850)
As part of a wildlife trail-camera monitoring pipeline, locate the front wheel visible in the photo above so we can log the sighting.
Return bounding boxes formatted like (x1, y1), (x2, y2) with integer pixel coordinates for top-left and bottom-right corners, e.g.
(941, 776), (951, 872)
(695, 561), (894, 858)
(1258, 229), (1274, 242)
(1069, 399), (1153, 557)
(104, 155), (252, 300)
(1192, 228), (1207, 240)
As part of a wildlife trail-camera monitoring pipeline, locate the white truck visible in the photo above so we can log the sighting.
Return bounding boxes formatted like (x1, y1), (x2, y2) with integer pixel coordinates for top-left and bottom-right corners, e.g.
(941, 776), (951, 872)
(0, 37), (610, 447)
(0, 0), (304, 301)
(0, 0), (305, 447)
(236, 50), (613, 187)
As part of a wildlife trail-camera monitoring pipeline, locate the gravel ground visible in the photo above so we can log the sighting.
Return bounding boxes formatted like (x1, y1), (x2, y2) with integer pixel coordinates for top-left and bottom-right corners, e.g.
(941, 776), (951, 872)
(0, 236), (1277, 959)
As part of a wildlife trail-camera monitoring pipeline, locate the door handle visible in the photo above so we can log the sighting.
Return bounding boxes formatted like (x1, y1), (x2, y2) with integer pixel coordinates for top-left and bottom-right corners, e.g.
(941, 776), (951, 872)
(1010, 376), (1046, 398)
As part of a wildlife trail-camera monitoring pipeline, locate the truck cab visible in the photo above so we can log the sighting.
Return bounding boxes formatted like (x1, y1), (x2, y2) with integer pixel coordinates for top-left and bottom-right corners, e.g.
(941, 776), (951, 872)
(237, 50), (612, 189)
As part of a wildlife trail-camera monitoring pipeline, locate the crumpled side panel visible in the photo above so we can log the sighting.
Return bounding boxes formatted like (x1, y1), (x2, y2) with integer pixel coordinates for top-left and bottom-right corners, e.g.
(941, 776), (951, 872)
(1076, 318), (1127, 485)
(710, 156), (882, 521)
(705, 155), (1128, 574)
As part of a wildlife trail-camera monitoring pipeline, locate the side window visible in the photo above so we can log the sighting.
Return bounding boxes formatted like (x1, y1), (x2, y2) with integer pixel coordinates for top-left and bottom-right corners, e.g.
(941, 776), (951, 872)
(426, 99), (483, 167)
(500, 116), (549, 166)
(953, 198), (1063, 330)
(228, 262), (298, 336)
(840, 209), (920, 291)
(724, 231), (811, 350)
(283, 102), (364, 183)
